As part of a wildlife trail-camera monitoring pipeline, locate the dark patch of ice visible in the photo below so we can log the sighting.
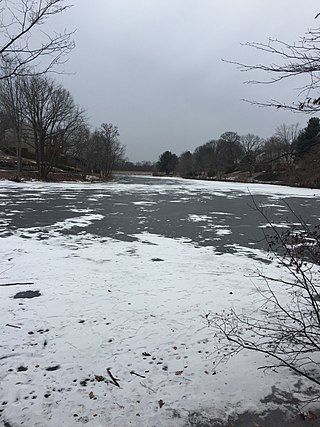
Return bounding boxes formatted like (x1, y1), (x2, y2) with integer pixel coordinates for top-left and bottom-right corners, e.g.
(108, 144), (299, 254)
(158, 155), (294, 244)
(13, 290), (41, 299)
(45, 365), (60, 372)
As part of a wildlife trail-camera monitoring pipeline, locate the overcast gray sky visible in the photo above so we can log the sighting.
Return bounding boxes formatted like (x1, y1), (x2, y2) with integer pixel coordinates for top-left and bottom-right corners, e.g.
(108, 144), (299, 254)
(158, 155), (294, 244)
(55, 1), (318, 162)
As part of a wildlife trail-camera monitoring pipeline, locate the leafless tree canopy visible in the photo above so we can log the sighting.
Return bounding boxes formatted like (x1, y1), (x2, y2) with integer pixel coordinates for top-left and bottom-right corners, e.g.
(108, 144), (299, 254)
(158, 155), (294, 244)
(0, 0), (74, 79)
(240, 133), (262, 155)
(20, 74), (85, 179)
(228, 24), (320, 112)
(275, 123), (300, 147)
(93, 123), (125, 178)
(0, 74), (25, 172)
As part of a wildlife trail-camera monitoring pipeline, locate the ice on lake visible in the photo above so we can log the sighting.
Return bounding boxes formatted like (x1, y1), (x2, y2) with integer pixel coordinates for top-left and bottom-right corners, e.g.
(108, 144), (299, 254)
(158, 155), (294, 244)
(0, 176), (320, 426)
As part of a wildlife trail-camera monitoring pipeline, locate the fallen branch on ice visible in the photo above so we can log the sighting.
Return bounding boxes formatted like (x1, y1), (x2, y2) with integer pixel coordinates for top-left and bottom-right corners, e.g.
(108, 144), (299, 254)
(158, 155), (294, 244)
(0, 282), (34, 287)
(139, 382), (156, 393)
(130, 370), (146, 379)
(6, 323), (21, 329)
(107, 368), (120, 387)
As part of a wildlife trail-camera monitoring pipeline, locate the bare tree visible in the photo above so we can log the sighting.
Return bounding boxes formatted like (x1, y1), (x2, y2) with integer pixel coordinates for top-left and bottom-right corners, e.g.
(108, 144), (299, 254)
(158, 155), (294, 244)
(228, 21), (320, 112)
(69, 124), (93, 179)
(0, 0), (74, 80)
(274, 123), (301, 168)
(207, 201), (320, 389)
(275, 123), (300, 147)
(240, 133), (262, 155)
(0, 73), (26, 176)
(21, 74), (85, 180)
(217, 131), (243, 174)
(194, 140), (220, 177)
(178, 150), (195, 178)
(239, 133), (262, 176)
(193, 134), (243, 179)
(92, 123), (125, 178)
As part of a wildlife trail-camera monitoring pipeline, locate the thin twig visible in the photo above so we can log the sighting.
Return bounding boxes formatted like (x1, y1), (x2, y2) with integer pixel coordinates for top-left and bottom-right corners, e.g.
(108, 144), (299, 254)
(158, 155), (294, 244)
(139, 382), (156, 393)
(6, 323), (21, 329)
(106, 368), (120, 387)
(0, 282), (34, 287)
(130, 370), (146, 379)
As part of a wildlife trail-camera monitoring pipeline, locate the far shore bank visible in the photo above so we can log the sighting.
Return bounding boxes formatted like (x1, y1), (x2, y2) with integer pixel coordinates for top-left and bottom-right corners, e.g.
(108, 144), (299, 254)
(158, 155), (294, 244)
(0, 168), (319, 190)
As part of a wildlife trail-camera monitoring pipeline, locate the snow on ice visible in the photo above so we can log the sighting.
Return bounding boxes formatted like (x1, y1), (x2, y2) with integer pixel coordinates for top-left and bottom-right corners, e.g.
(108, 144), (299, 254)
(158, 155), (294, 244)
(0, 176), (320, 426)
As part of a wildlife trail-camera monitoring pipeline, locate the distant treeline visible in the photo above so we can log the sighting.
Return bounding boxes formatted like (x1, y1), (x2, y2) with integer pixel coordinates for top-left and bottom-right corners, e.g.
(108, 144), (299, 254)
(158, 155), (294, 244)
(116, 160), (156, 173)
(154, 119), (320, 188)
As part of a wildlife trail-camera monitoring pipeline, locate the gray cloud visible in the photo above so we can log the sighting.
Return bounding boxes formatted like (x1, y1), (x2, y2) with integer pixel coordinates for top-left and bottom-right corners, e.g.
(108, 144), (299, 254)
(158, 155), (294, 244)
(56, 0), (318, 161)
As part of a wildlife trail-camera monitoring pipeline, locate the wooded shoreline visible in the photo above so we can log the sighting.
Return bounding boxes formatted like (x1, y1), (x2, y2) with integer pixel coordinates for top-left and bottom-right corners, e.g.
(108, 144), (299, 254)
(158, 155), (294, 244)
(1, 168), (319, 190)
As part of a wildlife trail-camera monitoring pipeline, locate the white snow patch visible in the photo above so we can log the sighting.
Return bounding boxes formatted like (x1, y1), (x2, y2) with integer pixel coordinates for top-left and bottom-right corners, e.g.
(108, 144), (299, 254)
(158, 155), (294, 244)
(188, 214), (211, 222)
(132, 201), (157, 205)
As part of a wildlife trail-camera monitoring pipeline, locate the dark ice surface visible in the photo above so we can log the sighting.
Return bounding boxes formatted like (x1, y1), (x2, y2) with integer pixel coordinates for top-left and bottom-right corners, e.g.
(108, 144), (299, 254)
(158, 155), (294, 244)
(0, 176), (319, 257)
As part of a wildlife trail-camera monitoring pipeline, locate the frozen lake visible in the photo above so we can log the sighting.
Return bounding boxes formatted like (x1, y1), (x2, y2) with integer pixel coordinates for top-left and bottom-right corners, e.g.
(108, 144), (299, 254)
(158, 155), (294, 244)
(1, 175), (320, 252)
(1, 176), (320, 426)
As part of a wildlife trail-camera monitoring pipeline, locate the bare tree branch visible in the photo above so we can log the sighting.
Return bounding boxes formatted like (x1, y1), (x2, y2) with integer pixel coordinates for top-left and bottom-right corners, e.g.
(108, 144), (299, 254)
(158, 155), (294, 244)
(208, 199), (320, 390)
(0, 0), (74, 79)
(227, 25), (320, 112)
